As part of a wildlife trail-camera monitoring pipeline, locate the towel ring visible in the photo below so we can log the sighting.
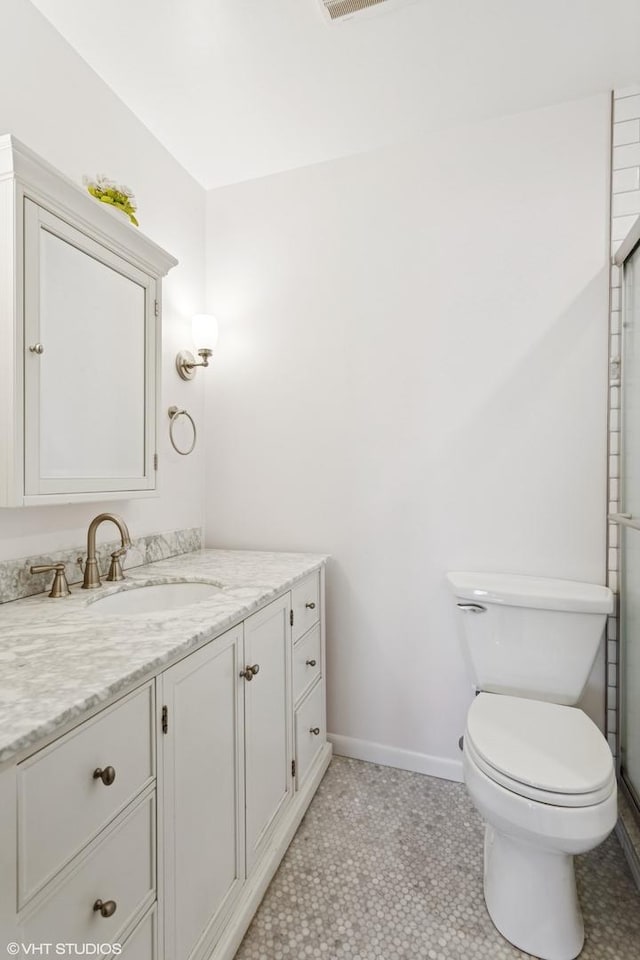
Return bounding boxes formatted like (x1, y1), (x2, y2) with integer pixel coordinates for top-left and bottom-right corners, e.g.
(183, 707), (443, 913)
(168, 406), (197, 456)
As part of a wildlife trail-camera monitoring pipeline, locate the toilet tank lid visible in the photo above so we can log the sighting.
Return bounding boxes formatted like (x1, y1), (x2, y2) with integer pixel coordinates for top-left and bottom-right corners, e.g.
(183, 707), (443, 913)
(446, 572), (613, 614)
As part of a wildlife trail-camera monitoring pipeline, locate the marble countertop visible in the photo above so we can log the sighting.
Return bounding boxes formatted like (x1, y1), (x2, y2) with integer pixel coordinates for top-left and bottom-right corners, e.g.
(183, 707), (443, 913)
(0, 548), (327, 765)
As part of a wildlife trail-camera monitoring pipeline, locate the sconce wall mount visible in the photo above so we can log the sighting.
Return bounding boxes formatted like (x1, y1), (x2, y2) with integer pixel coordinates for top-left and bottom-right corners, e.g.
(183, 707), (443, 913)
(176, 348), (212, 381)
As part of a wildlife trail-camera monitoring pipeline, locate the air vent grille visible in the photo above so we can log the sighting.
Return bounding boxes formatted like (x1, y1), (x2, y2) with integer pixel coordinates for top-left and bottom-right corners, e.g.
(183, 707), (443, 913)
(322, 0), (388, 20)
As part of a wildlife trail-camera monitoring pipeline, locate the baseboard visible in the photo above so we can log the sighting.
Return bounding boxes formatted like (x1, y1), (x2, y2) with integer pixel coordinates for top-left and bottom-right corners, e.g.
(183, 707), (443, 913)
(328, 733), (463, 783)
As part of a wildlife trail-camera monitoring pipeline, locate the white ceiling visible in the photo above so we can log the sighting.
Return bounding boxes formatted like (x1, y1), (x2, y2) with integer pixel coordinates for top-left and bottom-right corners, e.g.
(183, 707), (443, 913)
(30, 0), (640, 189)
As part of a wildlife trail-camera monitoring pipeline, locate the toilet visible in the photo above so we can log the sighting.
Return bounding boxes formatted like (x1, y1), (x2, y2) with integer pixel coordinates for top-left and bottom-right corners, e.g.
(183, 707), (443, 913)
(447, 572), (617, 960)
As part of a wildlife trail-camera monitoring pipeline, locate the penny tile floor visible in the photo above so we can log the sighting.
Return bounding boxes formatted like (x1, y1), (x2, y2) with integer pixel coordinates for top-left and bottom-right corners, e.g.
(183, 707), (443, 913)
(235, 756), (640, 960)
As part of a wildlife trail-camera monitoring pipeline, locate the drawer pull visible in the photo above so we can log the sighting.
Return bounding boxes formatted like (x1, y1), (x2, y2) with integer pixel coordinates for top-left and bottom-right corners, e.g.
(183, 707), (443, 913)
(305, 601), (316, 609)
(93, 899), (117, 918)
(309, 727), (320, 736)
(240, 664), (260, 681)
(306, 659), (317, 667)
(93, 766), (116, 786)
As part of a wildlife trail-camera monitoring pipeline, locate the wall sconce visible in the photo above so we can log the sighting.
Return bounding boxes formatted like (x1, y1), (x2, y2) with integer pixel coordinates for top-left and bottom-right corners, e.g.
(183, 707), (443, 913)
(176, 314), (219, 381)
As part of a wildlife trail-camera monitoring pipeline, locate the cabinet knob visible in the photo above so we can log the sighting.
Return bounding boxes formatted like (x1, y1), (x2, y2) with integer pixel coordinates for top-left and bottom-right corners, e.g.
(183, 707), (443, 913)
(93, 899), (117, 918)
(305, 601), (316, 610)
(29, 343), (44, 355)
(306, 659), (317, 667)
(309, 727), (320, 736)
(93, 766), (116, 786)
(240, 664), (260, 681)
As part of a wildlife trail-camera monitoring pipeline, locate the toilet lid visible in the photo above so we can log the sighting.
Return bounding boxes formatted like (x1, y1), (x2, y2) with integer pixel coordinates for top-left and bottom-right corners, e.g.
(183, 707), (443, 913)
(466, 693), (614, 797)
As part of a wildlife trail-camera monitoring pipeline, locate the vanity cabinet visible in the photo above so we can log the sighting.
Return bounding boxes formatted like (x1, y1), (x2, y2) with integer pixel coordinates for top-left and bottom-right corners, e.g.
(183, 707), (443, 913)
(291, 572), (326, 790)
(0, 135), (177, 506)
(243, 595), (293, 872)
(0, 565), (330, 960)
(161, 626), (245, 960)
(17, 682), (155, 905)
(162, 594), (296, 960)
(11, 683), (157, 953)
(161, 574), (329, 960)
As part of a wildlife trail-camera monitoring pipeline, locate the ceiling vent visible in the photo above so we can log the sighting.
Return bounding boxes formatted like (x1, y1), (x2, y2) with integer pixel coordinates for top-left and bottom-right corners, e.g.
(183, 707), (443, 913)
(320, 0), (415, 22)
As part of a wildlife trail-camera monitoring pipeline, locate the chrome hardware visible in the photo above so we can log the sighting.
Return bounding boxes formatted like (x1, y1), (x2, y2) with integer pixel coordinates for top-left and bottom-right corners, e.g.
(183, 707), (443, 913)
(29, 343), (44, 354)
(176, 349), (213, 381)
(168, 406), (197, 456)
(309, 727), (320, 736)
(106, 549), (127, 583)
(93, 766), (116, 786)
(93, 899), (117, 918)
(456, 602), (487, 613)
(306, 659), (317, 667)
(30, 562), (71, 598)
(240, 664), (260, 681)
(458, 736), (464, 752)
(305, 601), (316, 610)
(609, 512), (640, 531)
(82, 514), (132, 589)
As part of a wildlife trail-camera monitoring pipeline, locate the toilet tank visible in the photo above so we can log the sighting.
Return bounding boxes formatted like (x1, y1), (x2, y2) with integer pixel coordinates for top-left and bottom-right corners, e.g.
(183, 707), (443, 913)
(447, 572), (613, 705)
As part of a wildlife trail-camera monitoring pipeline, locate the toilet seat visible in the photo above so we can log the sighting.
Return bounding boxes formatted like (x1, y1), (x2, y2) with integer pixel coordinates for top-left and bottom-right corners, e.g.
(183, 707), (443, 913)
(465, 693), (615, 808)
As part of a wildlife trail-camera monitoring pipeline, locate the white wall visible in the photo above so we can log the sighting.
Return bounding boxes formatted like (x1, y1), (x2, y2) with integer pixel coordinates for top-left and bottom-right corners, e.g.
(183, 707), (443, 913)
(205, 95), (612, 778)
(0, 0), (206, 561)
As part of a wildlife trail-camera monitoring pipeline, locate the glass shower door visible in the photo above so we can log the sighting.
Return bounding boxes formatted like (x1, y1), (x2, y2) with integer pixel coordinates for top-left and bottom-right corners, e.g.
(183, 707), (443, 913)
(621, 240), (640, 812)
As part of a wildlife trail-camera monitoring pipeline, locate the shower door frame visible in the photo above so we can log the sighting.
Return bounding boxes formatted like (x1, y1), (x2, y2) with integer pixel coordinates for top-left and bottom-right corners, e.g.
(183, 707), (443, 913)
(614, 216), (640, 825)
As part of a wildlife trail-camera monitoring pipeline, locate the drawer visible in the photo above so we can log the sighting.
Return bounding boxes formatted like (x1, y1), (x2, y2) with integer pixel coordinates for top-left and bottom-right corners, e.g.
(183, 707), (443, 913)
(291, 571), (320, 642)
(292, 624), (321, 705)
(21, 789), (155, 945)
(18, 682), (154, 904)
(294, 680), (325, 789)
(121, 906), (156, 960)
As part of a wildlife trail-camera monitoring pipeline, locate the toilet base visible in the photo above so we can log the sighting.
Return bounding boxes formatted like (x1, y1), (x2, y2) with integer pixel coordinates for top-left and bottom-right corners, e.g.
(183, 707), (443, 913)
(483, 825), (584, 960)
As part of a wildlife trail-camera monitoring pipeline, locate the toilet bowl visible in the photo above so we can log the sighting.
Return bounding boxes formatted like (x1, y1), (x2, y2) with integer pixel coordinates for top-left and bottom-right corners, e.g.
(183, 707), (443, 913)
(447, 572), (616, 960)
(463, 693), (616, 960)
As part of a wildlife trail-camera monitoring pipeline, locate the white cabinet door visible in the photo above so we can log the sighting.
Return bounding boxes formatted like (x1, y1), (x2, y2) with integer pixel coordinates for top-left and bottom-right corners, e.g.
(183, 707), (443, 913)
(161, 627), (245, 960)
(23, 199), (159, 500)
(244, 595), (293, 872)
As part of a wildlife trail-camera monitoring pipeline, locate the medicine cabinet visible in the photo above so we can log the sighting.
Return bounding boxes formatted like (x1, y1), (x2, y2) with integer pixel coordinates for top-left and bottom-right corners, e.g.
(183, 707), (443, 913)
(0, 135), (177, 506)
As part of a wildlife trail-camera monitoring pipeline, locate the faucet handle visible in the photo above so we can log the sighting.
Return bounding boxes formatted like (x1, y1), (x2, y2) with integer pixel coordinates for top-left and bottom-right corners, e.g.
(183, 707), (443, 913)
(30, 562), (71, 598)
(105, 548), (128, 583)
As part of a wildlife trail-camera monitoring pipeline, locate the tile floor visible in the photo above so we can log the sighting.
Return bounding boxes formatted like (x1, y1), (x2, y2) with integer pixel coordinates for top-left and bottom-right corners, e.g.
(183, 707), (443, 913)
(235, 756), (640, 960)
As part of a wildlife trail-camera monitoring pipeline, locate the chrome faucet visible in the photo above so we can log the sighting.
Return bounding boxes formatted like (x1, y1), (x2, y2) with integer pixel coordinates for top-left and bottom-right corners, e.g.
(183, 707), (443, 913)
(82, 513), (132, 590)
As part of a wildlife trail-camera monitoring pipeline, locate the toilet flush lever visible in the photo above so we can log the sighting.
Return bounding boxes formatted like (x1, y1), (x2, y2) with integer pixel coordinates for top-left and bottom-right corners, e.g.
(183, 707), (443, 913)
(457, 603), (487, 613)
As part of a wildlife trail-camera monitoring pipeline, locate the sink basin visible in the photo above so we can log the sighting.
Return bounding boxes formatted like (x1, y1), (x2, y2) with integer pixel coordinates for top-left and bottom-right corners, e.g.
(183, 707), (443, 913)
(87, 581), (222, 616)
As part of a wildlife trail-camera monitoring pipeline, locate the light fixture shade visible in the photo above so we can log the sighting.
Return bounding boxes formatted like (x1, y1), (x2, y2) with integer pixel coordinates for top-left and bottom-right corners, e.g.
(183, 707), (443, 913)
(192, 313), (218, 351)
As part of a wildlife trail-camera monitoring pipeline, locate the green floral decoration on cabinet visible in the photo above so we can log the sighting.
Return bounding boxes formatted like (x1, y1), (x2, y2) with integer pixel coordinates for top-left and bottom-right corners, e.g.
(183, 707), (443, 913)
(83, 174), (139, 226)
